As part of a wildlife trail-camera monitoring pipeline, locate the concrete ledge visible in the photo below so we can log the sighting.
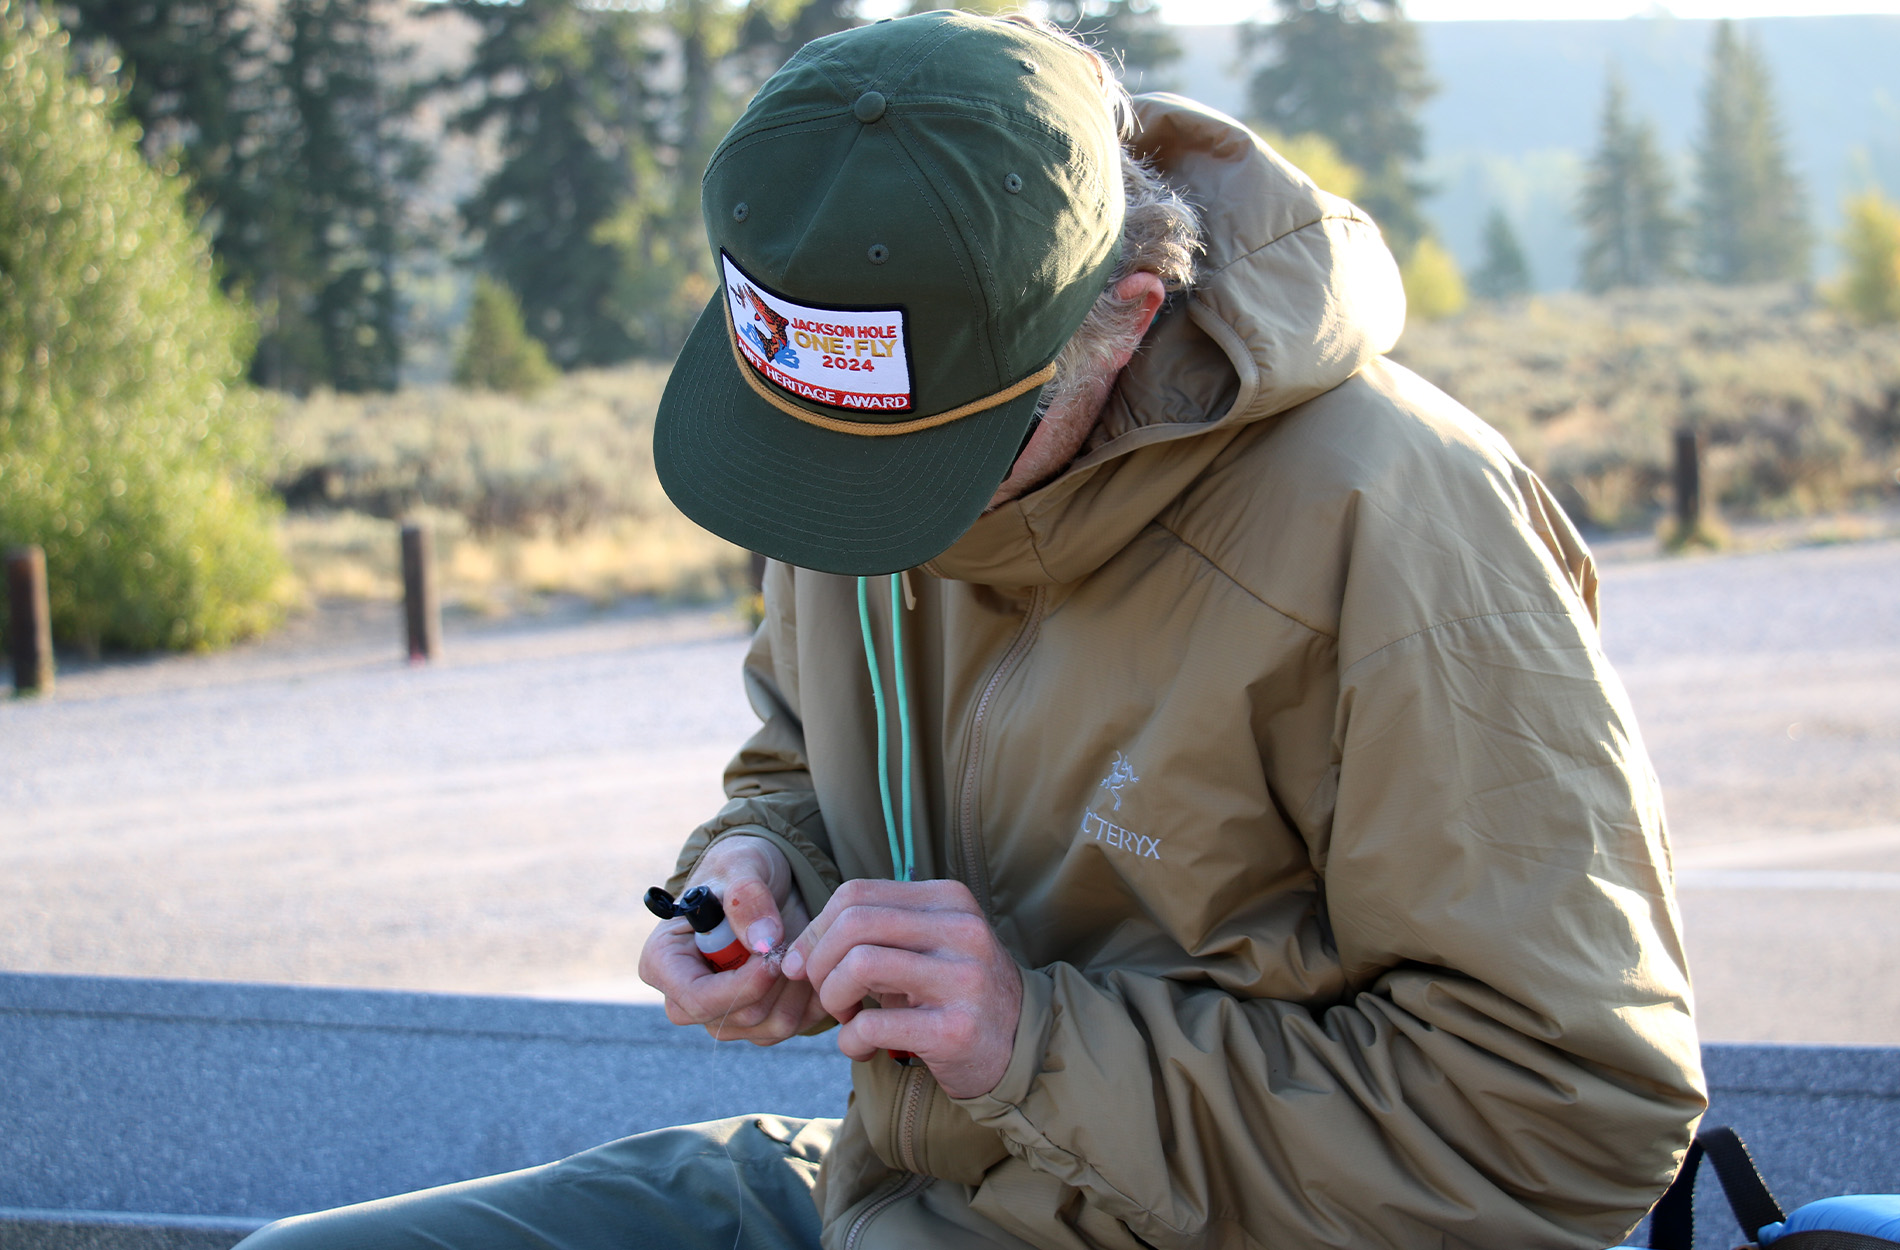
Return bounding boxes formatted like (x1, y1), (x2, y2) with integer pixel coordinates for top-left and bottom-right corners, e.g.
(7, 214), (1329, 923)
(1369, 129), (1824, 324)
(0, 1209), (265, 1250)
(3, 973), (1895, 1250)
(1, 972), (851, 1241)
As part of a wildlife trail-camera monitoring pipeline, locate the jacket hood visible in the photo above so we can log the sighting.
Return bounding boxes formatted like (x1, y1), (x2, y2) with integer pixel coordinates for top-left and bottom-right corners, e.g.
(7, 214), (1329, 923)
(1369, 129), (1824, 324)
(927, 94), (1405, 587)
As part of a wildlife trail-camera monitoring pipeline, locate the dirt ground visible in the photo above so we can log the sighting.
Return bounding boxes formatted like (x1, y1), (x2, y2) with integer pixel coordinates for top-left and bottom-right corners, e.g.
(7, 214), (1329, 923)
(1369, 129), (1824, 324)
(4, 531), (1897, 1045)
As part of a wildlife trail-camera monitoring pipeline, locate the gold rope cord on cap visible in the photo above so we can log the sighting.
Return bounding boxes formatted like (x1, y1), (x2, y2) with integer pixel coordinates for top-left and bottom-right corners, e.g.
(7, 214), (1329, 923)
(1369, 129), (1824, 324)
(723, 303), (1055, 436)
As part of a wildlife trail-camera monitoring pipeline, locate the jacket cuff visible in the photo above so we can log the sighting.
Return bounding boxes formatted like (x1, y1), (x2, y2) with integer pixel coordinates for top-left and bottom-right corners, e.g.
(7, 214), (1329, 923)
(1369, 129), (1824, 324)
(952, 964), (1055, 1138)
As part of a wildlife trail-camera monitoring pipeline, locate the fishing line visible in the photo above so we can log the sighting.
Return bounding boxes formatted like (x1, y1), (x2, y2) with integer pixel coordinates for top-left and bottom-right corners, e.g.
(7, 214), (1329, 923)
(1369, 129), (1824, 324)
(708, 975), (746, 1250)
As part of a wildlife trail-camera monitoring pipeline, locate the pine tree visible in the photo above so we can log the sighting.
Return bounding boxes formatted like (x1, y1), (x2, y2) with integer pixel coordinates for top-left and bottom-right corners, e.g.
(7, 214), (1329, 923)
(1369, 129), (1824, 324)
(1471, 207), (1532, 301)
(62, 0), (266, 229)
(64, 0), (427, 393)
(1578, 74), (1684, 293)
(1693, 21), (1808, 284)
(1245, 0), (1434, 250)
(441, 0), (654, 368)
(455, 277), (557, 394)
(258, 0), (425, 393)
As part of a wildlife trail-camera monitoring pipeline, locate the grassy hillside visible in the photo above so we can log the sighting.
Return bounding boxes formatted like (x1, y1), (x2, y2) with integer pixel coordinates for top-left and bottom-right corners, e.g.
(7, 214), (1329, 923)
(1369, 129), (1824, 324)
(1393, 283), (1900, 534)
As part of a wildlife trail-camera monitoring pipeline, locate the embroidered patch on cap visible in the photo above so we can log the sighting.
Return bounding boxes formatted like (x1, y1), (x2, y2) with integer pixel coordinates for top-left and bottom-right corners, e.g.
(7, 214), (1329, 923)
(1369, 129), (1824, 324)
(722, 251), (913, 412)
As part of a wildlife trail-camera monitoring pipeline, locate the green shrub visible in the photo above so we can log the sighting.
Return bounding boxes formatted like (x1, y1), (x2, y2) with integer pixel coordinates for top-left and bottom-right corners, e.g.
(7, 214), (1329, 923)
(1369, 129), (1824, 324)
(1400, 236), (1469, 322)
(1253, 129), (1363, 201)
(1834, 191), (1900, 326)
(0, 3), (284, 652)
(453, 276), (558, 396)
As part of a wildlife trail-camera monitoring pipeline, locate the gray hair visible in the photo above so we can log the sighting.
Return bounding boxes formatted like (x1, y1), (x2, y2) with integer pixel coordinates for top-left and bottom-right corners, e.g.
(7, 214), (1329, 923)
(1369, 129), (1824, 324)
(1040, 152), (1201, 416)
(1000, 15), (1204, 416)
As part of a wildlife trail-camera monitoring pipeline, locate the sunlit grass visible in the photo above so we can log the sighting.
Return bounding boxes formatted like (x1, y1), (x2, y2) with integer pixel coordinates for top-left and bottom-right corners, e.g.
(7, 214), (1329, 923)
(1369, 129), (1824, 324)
(1395, 283), (1900, 533)
(274, 363), (748, 612)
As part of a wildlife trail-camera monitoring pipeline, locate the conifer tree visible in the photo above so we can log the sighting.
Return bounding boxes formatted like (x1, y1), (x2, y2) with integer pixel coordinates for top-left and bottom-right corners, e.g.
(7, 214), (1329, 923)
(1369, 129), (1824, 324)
(441, 0), (654, 368)
(1471, 207), (1532, 301)
(455, 277), (558, 395)
(1693, 20), (1808, 284)
(62, 0), (265, 235)
(1245, 0), (1434, 250)
(1578, 74), (1683, 292)
(64, 0), (426, 393)
(260, 0), (424, 393)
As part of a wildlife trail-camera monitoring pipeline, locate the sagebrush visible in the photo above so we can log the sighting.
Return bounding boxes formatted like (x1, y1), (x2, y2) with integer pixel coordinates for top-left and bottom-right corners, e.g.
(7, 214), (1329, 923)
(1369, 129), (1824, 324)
(1395, 283), (1900, 530)
(274, 364), (747, 607)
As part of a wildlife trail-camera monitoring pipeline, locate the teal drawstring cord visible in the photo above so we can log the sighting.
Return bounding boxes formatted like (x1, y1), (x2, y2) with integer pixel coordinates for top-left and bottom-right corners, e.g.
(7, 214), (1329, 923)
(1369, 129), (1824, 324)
(891, 573), (914, 882)
(856, 574), (915, 883)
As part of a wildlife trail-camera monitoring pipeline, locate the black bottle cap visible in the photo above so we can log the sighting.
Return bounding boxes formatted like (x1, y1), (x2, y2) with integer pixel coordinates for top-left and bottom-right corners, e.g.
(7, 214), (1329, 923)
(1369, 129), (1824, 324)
(642, 885), (726, 934)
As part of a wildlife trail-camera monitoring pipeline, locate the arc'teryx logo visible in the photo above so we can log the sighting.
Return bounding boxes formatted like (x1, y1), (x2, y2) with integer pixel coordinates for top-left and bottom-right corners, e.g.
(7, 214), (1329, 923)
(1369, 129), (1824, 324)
(1081, 752), (1161, 861)
(1099, 751), (1138, 811)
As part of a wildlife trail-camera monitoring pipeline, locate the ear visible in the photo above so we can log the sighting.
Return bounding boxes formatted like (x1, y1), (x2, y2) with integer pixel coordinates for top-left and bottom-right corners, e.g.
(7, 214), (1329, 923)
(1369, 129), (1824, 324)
(1105, 271), (1168, 373)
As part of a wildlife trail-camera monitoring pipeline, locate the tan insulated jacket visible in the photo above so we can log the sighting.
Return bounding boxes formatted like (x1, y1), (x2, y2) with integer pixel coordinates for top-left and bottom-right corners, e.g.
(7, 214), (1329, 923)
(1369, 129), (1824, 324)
(670, 95), (1705, 1250)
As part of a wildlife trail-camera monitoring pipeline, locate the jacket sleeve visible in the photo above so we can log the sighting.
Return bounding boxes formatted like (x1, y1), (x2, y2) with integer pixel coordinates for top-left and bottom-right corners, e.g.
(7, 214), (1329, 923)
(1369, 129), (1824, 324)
(668, 560), (842, 918)
(956, 537), (1705, 1249)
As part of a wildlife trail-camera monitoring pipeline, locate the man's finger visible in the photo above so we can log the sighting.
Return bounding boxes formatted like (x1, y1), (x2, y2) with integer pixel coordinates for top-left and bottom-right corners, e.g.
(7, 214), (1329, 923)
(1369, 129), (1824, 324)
(720, 874), (784, 955)
(644, 922), (781, 1024)
(785, 878), (977, 979)
(833, 1003), (945, 1064)
(686, 834), (796, 954)
(798, 903), (965, 993)
(811, 943), (944, 1023)
(708, 972), (787, 1037)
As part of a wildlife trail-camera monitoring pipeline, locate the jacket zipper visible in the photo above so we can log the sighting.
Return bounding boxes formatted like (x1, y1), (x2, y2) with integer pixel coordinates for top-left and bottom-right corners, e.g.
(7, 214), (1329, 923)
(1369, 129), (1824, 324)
(895, 1061), (927, 1174)
(842, 1171), (931, 1250)
(953, 586), (1046, 915)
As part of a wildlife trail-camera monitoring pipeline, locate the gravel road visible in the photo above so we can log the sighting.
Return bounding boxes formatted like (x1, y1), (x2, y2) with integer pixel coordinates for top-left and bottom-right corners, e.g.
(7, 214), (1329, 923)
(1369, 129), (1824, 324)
(4, 536), (1897, 1044)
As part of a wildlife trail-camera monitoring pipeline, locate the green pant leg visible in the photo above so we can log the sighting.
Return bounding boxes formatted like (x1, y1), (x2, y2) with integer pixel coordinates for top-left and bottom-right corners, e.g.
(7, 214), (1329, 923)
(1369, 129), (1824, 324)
(237, 1116), (836, 1250)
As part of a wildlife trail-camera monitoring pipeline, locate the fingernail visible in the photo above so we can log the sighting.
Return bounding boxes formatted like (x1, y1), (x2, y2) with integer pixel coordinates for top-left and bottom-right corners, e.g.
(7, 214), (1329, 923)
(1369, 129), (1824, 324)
(747, 920), (778, 954)
(782, 948), (805, 979)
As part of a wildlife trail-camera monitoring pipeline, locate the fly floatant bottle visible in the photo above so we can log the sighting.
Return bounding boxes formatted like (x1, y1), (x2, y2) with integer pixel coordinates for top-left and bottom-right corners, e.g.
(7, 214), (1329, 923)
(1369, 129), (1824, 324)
(644, 885), (750, 972)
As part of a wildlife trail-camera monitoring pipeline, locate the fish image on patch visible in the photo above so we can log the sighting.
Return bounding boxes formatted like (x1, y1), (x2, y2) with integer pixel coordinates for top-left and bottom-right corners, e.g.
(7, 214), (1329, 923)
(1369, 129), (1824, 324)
(721, 250), (914, 412)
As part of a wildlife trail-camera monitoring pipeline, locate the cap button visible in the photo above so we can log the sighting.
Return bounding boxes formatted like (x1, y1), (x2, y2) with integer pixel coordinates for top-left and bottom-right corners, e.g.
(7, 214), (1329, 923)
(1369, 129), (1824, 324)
(852, 91), (887, 124)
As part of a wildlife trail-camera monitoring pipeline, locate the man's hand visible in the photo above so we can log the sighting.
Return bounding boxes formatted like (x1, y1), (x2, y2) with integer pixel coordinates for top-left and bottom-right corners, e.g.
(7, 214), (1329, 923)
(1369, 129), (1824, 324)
(637, 835), (827, 1045)
(783, 878), (1022, 1099)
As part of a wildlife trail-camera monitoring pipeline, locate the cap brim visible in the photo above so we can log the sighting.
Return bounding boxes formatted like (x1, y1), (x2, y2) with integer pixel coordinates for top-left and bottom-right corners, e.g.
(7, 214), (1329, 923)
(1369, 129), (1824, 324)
(656, 293), (1043, 576)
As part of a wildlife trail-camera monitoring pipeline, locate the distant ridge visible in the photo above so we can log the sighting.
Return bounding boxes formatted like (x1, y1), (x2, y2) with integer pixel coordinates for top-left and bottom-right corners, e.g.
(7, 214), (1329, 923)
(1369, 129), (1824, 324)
(1152, 16), (1900, 289)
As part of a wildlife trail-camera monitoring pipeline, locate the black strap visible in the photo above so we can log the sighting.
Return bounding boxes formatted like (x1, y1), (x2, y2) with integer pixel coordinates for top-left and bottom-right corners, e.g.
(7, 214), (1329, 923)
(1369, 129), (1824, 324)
(1701, 1126), (1788, 1241)
(1647, 1135), (1704, 1250)
(1778, 1234), (1900, 1250)
(1648, 1127), (1788, 1249)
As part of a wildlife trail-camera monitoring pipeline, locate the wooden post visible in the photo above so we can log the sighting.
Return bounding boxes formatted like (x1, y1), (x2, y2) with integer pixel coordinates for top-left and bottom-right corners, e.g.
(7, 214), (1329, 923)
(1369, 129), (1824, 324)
(1672, 426), (1702, 539)
(400, 523), (440, 665)
(6, 545), (54, 696)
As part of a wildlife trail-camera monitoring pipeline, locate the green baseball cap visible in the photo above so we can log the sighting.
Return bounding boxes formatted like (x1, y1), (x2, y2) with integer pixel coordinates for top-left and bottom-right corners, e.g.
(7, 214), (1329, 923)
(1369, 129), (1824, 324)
(654, 10), (1126, 575)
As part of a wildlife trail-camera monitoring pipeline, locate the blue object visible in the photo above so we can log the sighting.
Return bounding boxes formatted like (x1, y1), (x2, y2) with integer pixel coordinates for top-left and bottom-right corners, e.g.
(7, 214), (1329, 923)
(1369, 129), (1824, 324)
(1758, 1194), (1900, 1244)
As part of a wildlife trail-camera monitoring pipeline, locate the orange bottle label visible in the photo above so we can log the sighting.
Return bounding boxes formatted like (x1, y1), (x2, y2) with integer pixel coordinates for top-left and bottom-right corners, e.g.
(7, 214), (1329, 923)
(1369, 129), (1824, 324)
(704, 940), (750, 973)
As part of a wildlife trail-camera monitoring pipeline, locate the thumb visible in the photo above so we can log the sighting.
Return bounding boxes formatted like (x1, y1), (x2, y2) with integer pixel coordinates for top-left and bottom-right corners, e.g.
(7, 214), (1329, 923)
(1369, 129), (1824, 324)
(718, 873), (784, 956)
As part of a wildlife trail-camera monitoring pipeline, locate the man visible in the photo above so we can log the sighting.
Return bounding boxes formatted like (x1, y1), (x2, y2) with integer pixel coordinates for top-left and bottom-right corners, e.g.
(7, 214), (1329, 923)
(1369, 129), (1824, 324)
(243, 11), (1703, 1250)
